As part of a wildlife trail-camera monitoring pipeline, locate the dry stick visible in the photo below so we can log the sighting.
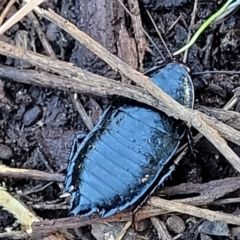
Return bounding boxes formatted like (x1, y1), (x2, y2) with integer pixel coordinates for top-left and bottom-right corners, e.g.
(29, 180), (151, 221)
(0, 165), (65, 238)
(30, 176), (240, 232)
(30, 209), (169, 234)
(0, 60), (240, 145)
(117, 0), (164, 61)
(0, 64), (151, 102)
(116, 221), (132, 240)
(31, 203), (68, 210)
(165, 15), (181, 36)
(126, 0), (148, 70)
(0, 51), (240, 171)
(32, 194), (240, 234)
(158, 176), (240, 208)
(0, 0), (16, 26)
(199, 107), (240, 130)
(1, 55), (240, 160)
(30, 177), (240, 232)
(0, 165), (64, 182)
(36, 8), (240, 171)
(150, 197), (240, 225)
(0, 9), (239, 170)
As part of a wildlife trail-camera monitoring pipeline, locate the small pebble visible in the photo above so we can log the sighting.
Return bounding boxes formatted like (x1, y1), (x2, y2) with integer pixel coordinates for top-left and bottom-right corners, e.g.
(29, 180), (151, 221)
(199, 220), (230, 236)
(23, 106), (42, 126)
(46, 23), (59, 42)
(0, 144), (13, 160)
(166, 215), (186, 234)
(134, 219), (149, 232)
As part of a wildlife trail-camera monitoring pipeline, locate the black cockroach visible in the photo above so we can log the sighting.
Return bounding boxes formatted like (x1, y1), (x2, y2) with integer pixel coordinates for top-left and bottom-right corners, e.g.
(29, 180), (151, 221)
(63, 62), (194, 217)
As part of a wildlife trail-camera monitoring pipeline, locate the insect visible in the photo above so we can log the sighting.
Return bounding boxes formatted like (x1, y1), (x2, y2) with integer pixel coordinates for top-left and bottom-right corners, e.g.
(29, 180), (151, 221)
(63, 62), (194, 217)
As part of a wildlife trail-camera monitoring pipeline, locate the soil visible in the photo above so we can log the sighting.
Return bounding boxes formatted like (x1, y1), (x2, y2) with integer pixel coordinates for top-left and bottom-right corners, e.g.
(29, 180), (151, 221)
(0, 0), (240, 239)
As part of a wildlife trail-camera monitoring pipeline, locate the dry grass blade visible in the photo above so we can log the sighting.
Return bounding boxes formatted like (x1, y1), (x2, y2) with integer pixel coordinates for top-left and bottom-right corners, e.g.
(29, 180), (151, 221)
(116, 221), (132, 240)
(0, 184), (66, 239)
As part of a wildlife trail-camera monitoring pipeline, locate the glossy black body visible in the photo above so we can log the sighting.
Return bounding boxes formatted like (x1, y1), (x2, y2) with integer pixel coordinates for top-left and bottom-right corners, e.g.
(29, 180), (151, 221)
(63, 62), (194, 217)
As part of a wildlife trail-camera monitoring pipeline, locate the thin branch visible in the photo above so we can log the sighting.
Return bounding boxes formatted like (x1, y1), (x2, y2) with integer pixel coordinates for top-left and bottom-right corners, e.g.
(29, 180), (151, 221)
(0, 40), (240, 171)
(0, 165), (64, 182)
(150, 197), (240, 225)
(31, 193), (240, 234)
(0, 6), (239, 173)
(183, 0), (198, 62)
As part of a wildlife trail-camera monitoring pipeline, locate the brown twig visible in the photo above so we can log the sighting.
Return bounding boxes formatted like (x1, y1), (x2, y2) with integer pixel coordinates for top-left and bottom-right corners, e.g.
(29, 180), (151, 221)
(0, 61), (239, 145)
(199, 105), (240, 131)
(165, 15), (182, 36)
(69, 93), (93, 130)
(0, 64), (150, 103)
(0, 8), (240, 173)
(150, 197), (240, 225)
(126, 0), (148, 70)
(0, 165), (66, 239)
(30, 203), (68, 210)
(0, 164), (64, 182)
(30, 176), (240, 235)
(31, 191), (240, 235)
(158, 176), (240, 206)
(0, 0), (16, 26)
(34, 7), (240, 172)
